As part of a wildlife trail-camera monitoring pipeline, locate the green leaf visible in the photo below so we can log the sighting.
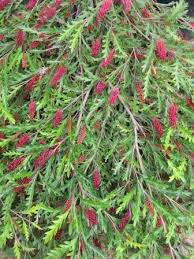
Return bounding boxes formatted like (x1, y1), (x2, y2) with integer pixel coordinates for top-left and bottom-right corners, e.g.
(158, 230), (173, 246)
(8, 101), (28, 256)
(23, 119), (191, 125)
(44, 213), (68, 244)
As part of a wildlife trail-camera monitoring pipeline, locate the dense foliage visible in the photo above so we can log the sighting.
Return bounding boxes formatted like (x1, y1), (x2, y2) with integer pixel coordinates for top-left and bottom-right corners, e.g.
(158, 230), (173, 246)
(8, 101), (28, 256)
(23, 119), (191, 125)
(0, 0), (194, 258)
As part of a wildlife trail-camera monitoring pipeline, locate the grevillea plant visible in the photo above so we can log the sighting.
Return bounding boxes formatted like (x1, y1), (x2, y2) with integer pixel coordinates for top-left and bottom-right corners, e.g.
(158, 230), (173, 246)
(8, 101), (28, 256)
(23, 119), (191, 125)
(0, 0), (194, 258)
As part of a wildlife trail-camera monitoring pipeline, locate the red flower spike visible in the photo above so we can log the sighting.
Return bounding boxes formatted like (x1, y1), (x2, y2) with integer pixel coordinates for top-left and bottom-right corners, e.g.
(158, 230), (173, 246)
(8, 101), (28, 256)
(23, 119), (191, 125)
(66, 118), (72, 134)
(144, 199), (154, 216)
(13, 186), (25, 193)
(25, 0), (37, 10)
(152, 118), (164, 138)
(135, 82), (145, 103)
(79, 240), (85, 254)
(34, 148), (53, 169)
(21, 53), (28, 69)
(69, 0), (74, 6)
(39, 6), (56, 24)
(26, 74), (40, 92)
(109, 207), (116, 214)
(16, 12), (24, 19)
(93, 238), (102, 250)
(190, 152), (194, 162)
(54, 0), (62, 9)
(131, 48), (145, 60)
(77, 126), (87, 144)
(0, 133), (5, 140)
(174, 141), (183, 151)
(155, 39), (167, 60)
(119, 0), (132, 12)
(53, 109), (63, 127)
(77, 154), (86, 164)
(0, 0), (11, 11)
(95, 81), (106, 94)
(91, 38), (101, 57)
(28, 100), (36, 121)
(15, 30), (25, 47)
(97, 0), (113, 21)
(92, 170), (101, 190)
(16, 133), (30, 148)
(100, 49), (114, 68)
(93, 120), (101, 130)
(108, 87), (120, 106)
(168, 103), (178, 128)
(64, 199), (72, 212)
(39, 139), (46, 145)
(166, 50), (175, 61)
(117, 210), (131, 231)
(7, 156), (25, 172)
(29, 41), (40, 49)
(54, 229), (62, 240)
(141, 8), (151, 19)
(156, 215), (163, 228)
(0, 34), (5, 41)
(87, 24), (94, 31)
(50, 65), (67, 88)
(186, 98), (194, 110)
(18, 177), (32, 185)
(85, 209), (98, 226)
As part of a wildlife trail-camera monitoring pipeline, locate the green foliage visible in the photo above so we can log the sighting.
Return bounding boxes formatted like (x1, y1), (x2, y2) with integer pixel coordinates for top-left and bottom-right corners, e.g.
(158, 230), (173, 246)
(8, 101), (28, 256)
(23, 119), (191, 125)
(0, 0), (193, 258)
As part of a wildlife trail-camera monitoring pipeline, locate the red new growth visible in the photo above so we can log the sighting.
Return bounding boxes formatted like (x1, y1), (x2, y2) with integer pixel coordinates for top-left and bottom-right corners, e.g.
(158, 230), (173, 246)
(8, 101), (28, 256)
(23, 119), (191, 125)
(85, 209), (98, 225)
(155, 39), (167, 60)
(91, 38), (101, 57)
(108, 87), (119, 106)
(50, 65), (67, 88)
(16, 134), (30, 148)
(53, 109), (63, 127)
(95, 81), (106, 94)
(100, 49), (114, 67)
(152, 118), (164, 138)
(168, 103), (178, 128)
(25, 0), (37, 10)
(92, 170), (101, 189)
(28, 100), (36, 121)
(15, 30), (25, 47)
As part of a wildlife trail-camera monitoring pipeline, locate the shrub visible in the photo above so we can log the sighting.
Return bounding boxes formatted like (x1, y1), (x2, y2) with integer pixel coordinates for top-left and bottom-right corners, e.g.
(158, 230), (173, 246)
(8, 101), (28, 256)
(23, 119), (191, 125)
(0, 0), (193, 258)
